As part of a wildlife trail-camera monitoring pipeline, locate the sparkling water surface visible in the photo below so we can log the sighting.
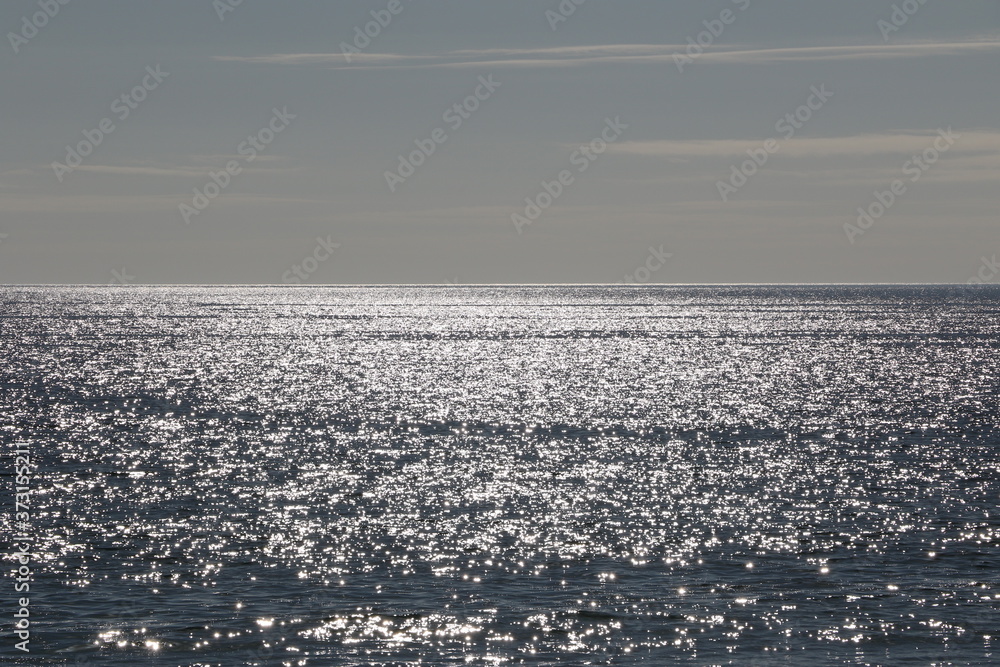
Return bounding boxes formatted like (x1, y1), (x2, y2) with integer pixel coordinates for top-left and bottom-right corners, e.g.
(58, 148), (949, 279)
(2, 285), (999, 666)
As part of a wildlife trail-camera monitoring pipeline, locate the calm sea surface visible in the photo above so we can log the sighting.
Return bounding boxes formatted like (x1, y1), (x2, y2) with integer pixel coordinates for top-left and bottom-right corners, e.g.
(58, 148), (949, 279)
(2, 285), (999, 666)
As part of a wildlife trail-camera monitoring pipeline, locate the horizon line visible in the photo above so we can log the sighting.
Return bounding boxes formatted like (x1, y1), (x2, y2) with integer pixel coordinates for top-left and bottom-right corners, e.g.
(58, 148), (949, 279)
(1, 283), (993, 288)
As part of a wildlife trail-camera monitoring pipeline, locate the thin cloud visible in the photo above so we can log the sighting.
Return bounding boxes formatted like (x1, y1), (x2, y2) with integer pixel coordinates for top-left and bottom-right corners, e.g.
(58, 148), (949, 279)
(696, 41), (1000, 64)
(65, 160), (297, 177)
(74, 165), (209, 177)
(188, 154), (287, 164)
(609, 131), (1000, 159)
(447, 44), (686, 57)
(215, 40), (1000, 70)
(215, 53), (436, 65)
(1, 193), (324, 214)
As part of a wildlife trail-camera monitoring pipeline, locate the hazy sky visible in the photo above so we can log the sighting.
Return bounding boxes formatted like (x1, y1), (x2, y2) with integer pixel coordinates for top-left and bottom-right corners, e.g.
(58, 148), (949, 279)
(2, 0), (998, 284)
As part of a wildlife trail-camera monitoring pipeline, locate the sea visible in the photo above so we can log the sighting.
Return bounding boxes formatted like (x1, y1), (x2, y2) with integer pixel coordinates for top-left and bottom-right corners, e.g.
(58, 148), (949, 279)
(1, 285), (998, 666)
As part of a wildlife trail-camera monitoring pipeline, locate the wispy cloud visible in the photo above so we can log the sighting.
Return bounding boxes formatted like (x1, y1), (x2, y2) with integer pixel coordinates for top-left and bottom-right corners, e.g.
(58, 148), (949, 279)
(214, 52), (432, 65)
(73, 165), (208, 177)
(215, 40), (1000, 70)
(695, 41), (1000, 64)
(59, 159), (297, 178)
(1, 193), (323, 214)
(447, 44), (685, 58)
(609, 131), (1000, 159)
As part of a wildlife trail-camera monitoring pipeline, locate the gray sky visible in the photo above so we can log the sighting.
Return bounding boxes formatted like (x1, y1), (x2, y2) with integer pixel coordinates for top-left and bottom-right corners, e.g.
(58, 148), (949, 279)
(1, 0), (998, 284)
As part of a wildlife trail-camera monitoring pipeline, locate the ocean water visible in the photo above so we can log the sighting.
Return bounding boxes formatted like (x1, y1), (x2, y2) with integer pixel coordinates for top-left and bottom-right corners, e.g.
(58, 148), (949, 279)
(2, 285), (999, 666)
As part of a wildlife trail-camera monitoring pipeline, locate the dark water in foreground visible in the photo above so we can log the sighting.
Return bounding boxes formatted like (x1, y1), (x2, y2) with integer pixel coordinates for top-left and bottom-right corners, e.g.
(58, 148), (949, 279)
(2, 285), (999, 666)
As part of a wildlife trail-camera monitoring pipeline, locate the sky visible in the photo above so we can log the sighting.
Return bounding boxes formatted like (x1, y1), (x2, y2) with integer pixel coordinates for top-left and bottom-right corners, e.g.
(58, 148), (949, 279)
(1, 0), (998, 285)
